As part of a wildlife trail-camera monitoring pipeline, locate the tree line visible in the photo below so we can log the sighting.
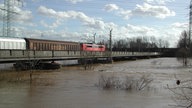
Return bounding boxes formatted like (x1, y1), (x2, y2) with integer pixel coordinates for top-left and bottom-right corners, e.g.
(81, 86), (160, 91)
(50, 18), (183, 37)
(98, 36), (169, 52)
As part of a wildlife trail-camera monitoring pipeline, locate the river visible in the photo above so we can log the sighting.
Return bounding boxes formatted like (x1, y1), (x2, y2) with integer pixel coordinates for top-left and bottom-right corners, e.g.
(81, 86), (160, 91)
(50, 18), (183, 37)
(0, 58), (191, 108)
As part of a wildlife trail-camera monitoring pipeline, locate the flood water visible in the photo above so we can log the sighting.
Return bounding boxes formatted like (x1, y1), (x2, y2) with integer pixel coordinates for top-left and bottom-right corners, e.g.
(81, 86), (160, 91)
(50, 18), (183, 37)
(0, 58), (192, 108)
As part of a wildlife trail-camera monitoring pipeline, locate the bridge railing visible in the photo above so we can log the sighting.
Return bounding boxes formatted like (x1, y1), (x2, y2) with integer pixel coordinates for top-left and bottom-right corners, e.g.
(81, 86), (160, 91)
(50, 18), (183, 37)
(0, 50), (80, 59)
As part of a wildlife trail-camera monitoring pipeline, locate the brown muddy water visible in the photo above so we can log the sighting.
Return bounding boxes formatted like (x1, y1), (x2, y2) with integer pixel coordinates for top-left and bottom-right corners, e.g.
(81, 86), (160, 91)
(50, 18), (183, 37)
(0, 58), (192, 108)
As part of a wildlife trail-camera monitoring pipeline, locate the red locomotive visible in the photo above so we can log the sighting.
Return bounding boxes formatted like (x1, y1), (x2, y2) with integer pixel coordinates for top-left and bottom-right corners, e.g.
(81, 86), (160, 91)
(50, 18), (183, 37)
(80, 43), (105, 52)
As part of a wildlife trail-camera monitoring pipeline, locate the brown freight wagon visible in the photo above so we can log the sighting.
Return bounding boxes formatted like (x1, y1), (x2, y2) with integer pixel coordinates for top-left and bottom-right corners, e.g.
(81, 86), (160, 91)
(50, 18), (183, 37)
(25, 38), (80, 51)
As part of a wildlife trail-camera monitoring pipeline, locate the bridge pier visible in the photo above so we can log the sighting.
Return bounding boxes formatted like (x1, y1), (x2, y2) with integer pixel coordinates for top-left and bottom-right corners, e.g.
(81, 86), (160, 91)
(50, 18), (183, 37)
(13, 60), (60, 70)
(13, 60), (40, 70)
(106, 57), (113, 63)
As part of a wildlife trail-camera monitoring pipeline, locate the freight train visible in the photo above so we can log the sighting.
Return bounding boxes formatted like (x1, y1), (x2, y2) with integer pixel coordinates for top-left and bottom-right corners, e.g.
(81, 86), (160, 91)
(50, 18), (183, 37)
(0, 37), (106, 52)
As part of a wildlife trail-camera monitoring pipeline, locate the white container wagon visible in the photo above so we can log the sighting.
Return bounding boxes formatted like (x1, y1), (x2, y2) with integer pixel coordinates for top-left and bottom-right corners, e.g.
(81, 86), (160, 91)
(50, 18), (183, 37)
(0, 37), (26, 50)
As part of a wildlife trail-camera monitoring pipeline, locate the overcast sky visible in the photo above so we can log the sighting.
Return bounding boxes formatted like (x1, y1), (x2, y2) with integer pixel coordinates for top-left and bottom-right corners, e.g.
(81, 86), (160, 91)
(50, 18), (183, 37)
(0, 0), (191, 47)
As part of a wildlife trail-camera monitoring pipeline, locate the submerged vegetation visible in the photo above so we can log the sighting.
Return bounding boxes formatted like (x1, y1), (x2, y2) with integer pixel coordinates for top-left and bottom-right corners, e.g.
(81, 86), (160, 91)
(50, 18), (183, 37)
(97, 74), (153, 91)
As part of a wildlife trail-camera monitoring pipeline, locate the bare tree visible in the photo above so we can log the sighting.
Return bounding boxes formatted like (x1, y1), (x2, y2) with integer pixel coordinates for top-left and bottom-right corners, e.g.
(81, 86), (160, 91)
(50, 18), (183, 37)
(176, 30), (191, 66)
(177, 30), (189, 48)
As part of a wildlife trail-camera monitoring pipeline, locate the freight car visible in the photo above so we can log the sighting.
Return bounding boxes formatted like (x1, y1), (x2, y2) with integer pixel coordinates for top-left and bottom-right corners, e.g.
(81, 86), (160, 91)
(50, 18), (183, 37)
(0, 37), (26, 50)
(25, 38), (80, 51)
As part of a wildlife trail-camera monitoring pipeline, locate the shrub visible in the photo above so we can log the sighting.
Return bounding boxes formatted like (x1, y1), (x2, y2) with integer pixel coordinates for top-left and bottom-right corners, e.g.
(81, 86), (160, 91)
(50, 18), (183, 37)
(97, 74), (153, 91)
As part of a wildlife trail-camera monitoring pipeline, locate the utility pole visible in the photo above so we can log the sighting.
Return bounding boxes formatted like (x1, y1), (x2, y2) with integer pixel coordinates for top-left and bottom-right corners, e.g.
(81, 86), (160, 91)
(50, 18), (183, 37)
(109, 29), (113, 63)
(189, 0), (192, 48)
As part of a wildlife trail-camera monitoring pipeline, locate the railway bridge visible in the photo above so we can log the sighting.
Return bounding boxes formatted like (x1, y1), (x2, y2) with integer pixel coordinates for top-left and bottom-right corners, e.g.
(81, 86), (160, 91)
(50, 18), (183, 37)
(0, 50), (160, 63)
(0, 50), (161, 70)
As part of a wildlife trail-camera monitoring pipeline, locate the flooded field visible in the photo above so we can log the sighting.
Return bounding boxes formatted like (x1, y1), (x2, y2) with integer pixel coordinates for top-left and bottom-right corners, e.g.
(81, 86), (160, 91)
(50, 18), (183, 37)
(0, 58), (192, 108)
